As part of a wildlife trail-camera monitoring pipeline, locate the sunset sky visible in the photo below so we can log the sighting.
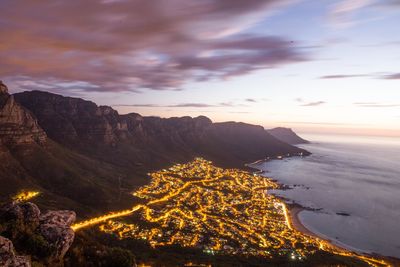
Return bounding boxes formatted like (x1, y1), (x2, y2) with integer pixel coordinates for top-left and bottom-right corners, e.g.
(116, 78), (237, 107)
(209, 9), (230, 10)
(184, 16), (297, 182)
(1, 0), (399, 136)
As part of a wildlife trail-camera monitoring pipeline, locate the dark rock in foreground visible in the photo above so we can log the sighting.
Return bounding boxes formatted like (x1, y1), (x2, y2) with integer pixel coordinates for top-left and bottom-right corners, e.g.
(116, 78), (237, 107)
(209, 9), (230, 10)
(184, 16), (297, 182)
(0, 236), (30, 267)
(0, 201), (76, 266)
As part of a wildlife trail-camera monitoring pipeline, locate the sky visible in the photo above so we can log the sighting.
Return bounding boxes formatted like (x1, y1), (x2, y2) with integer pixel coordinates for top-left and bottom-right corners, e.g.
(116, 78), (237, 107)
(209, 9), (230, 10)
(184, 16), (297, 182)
(1, 0), (400, 136)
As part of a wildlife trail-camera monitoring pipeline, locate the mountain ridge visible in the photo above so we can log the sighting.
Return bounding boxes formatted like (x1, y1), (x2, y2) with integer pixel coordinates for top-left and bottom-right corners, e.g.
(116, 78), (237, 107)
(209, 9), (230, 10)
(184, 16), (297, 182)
(14, 90), (309, 171)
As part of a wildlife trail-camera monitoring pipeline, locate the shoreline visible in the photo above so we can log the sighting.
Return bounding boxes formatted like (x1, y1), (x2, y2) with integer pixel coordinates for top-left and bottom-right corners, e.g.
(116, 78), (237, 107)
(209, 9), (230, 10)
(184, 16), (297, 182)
(287, 205), (360, 253)
(248, 158), (400, 266)
(288, 205), (400, 266)
(287, 206), (315, 237)
(248, 157), (365, 251)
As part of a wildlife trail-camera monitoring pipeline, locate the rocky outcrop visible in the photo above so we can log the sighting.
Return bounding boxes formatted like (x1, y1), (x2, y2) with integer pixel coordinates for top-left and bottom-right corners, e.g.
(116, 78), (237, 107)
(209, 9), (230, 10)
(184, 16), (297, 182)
(0, 202), (40, 239)
(0, 236), (30, 267)
(0, 81), (46, 146)
(0, 81), (8, 94)
(0, 202), (76, 266)
(267, 127), (309, 145)
(39, 210), (76, 263)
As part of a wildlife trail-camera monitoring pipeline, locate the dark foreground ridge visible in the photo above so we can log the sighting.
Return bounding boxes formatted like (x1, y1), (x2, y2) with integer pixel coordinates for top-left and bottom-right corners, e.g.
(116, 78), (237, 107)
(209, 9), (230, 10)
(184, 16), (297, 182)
(0, 200), (75, 266)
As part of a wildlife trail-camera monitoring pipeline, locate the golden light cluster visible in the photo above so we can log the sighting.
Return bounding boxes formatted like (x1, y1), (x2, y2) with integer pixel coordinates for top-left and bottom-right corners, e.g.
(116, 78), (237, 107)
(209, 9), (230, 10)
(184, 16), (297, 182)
(72, 158), (390, 266)
(13, 191), (40, 202)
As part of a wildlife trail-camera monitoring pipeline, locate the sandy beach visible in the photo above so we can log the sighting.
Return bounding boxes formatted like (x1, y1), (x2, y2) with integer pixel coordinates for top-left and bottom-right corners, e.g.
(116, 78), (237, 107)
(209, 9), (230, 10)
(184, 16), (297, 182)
(288, 206), (316, 237)
(288, 205), (354, 251)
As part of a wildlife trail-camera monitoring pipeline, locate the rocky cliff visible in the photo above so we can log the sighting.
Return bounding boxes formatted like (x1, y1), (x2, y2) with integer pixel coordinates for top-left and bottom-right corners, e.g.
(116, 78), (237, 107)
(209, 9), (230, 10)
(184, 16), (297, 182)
(0, 201), (76, 266)
(0, 82), (46, 146)
(14, 90), (308, 171)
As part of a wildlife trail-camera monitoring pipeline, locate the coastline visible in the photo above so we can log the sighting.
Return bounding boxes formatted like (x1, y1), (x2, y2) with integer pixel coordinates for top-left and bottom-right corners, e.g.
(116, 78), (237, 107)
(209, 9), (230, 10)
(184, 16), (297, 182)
(247, 159), (337, 244)
(248, 158), (400, 266)
(287, 205), (354, 252)
(247, 157), (359, 250)
(287, 206), (315, 237)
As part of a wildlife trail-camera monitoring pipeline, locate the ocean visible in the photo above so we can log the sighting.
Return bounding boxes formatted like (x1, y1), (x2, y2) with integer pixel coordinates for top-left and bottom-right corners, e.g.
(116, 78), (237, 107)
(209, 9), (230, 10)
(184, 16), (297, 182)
(252, 134), (400, 258)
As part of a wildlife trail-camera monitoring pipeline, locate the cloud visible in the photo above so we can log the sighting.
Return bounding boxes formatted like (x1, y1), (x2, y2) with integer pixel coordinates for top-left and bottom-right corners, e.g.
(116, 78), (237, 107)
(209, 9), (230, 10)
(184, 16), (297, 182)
(301, 101), (326, 107)
(295, 98), (325, 107)
(114, 102), (244, 108)
(229, 111), (252, 114)
(329, 0), (373, 26)
(116, 104), (160, 108)
(170, 103), (218, 108)
(245, 98), (257, 103)
(319, 74), (368, 79)
(373, 0), (400, 9)
(328, 0), (400, 27)
(354, 102), (400, 107)
(0, 0), (305, 93)
(280, 121), (359, 126)
(380, 73), (400, 79)
(320, 72), (400, 80)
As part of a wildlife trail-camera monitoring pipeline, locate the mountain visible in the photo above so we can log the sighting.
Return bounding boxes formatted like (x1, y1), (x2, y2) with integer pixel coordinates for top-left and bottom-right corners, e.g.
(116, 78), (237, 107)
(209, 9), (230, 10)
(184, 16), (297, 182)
(14, 90), (309, 171)
(1, 81), (309, 213)
(267, 127), (309, 145)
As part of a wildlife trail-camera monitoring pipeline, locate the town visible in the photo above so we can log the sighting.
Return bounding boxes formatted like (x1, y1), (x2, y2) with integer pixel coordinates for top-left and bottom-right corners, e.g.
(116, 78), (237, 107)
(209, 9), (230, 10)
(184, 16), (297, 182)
(71, 158), (388, 266)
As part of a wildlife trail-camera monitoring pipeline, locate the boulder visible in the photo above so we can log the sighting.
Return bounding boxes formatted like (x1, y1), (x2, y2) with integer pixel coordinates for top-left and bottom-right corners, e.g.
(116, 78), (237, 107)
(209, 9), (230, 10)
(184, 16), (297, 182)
(0, 202), (76, 266)
(0, 202), (40, 238)
(0, 236), (31, 267)
(39, 210), (76, 265)
(39, 223), (75, 264)
(40, 210), (76, 227)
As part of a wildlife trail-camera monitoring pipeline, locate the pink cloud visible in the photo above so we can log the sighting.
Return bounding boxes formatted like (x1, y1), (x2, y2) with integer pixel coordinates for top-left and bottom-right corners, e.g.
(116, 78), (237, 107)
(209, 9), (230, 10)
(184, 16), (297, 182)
(0, 0), (305, 93)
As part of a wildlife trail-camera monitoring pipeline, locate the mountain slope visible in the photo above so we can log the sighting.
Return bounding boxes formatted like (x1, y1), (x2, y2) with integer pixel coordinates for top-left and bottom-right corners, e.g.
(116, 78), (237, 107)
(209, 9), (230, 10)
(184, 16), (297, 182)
(0, 84), (309, 213)
(0, 83), (134, 213)
(267, 127), (309, 145)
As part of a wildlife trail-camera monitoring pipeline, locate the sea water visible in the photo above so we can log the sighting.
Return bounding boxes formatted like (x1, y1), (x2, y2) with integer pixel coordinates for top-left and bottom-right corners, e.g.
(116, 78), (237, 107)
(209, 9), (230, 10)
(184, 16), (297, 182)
(253, 134), (400, 258)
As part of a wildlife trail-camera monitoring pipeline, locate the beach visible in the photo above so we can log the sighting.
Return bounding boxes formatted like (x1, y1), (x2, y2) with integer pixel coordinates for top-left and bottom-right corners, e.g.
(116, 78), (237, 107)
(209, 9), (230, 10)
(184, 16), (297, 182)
(250, 135), (400, 264)
(288, 206), (315, 236)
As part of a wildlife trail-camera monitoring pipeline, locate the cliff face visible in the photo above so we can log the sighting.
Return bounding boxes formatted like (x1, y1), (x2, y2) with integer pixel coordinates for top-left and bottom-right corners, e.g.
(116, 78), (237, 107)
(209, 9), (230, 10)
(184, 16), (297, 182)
(0, 82), (46, 146)
(267, 127), (309, 145)
(12, 91), (141, 146)
(14, 90), (308, 171)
